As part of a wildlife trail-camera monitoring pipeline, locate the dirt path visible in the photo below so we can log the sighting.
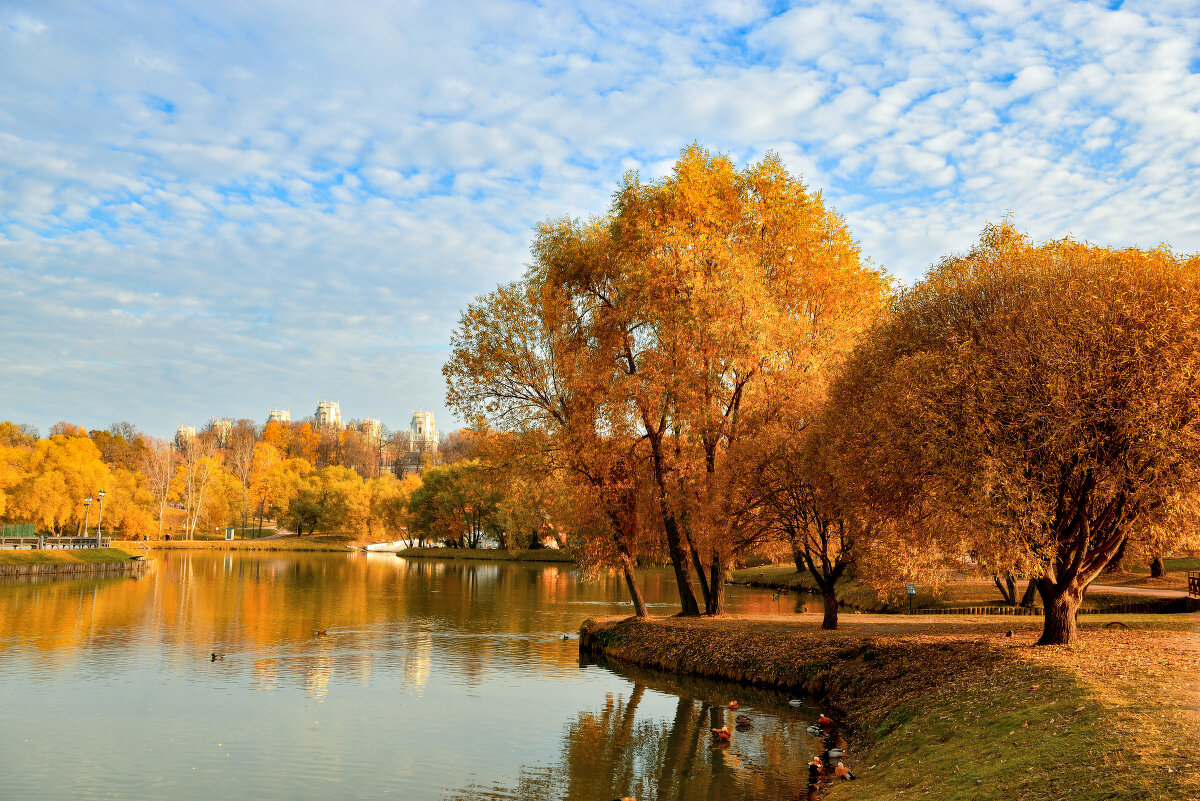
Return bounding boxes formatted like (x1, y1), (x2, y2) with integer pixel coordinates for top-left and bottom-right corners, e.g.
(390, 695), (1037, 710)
(1090, 582), (1191, 598)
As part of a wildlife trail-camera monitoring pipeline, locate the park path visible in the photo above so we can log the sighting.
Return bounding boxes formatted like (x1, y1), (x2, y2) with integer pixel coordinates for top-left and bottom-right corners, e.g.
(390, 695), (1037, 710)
(255, 527), (295, 540)
(1089, 583), (1191, 599)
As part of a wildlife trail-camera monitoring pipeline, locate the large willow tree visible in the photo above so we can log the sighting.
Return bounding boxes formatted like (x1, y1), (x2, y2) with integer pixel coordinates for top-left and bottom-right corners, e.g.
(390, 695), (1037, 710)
(445, 144), (888, 616)
(835, 223), (1200, 645)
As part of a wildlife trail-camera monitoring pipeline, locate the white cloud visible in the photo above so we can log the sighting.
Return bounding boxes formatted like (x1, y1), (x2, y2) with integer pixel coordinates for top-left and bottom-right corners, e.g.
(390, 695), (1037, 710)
(1, 0), (1199, 437)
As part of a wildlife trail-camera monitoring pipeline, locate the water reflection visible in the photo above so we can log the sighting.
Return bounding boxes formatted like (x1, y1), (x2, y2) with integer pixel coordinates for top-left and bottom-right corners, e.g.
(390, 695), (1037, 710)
(448, 663), (825, 801)
(0, 552), (828, 801)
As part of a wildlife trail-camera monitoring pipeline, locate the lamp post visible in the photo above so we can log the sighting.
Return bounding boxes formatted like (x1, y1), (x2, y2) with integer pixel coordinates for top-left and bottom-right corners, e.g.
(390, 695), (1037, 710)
(95, 490), (106, 547)
(83, 497), (93, 542)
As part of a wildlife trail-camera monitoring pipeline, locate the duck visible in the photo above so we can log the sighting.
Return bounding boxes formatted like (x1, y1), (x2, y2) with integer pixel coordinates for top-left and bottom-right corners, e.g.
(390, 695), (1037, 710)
(806, 724), (824, 738)
(710, 726), (732, 742)
(788, 699), (803, 707)
(727, 700), (739, 710)
(211, 652), (224, 661)
(834, 761), (856, 781)
(735, 714), (751, 728)
(314, 629), (327, 636)
(826, 747), (845, 759)
(817, 713), (834, 727)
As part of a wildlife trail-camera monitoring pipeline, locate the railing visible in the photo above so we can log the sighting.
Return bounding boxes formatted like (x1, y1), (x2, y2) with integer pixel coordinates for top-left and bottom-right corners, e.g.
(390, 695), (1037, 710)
(0, 536), (111, 549)
(1189, 571), (1199, 598)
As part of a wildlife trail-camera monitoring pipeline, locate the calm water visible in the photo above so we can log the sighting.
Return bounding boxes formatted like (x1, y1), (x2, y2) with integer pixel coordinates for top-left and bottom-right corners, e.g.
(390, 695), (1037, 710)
(0, 552), (830, 800)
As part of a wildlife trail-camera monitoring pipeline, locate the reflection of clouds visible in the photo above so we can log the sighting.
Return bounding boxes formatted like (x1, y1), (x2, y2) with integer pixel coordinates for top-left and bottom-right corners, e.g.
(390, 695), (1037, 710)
(252, 658), (278, 691)
(400, 631), (432, 692)
(304, 658), (331, 701)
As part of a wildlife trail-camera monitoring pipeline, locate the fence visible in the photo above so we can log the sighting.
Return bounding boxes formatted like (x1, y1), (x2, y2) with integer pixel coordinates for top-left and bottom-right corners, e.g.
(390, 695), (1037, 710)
(1189, 571), (1199, 598)
(918, 599), (1174, 616)
(0, 523), (35, 537)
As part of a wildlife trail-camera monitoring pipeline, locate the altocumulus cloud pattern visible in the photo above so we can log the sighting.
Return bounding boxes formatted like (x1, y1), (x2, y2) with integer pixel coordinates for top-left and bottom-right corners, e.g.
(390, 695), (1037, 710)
(1, 0), (1198, 436)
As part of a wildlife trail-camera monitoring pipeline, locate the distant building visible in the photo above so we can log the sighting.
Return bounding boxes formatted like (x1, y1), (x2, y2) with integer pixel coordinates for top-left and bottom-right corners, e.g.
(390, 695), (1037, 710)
(267, 407), (291, 424)
(175, 425), (195, 449)
(211, 418), (232, 445)
(315, 399), (342, 428)
(359, 417), (382, 443)
(410, 411), (438, 452)
(394, 410), (439, 475)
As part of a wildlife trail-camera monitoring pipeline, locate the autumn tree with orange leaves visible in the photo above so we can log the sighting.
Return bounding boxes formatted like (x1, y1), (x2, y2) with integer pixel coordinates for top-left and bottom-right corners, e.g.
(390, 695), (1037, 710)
(834, 223), (1200, 645)
(446, 144), (888, 616)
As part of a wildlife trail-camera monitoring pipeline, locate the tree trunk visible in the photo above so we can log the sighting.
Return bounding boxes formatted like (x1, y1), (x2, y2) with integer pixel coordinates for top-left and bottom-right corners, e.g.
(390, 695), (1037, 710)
(1020, 578), (1038, 608)
(706, 553), (728, 615)
(690, 545), (712, 613)
(792, 547), (806, 574)
(1036, 578), (1083, 645)
(1150, 556), (1165, 578)
(664, 517), (702, 616)
(619, 551), (648, 618)
(1104, 538), (1128, 573)
(993, 573), (1018, 605)
(821, 584), (839, 630)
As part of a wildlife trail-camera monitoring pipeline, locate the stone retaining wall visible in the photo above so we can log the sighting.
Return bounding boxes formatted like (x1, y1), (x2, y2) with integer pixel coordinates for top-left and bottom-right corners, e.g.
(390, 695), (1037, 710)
(0, 560), (155, 578)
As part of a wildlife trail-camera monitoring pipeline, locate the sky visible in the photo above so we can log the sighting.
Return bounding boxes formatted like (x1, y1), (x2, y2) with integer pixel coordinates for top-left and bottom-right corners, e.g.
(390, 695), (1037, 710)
(2, 0), (1199, 440)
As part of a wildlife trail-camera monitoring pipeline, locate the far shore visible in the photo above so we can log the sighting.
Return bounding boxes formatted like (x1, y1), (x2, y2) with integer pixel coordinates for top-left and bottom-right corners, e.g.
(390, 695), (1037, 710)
(110, 536), (355, 552)
(579, 612), (1199, 801)
(397, 546), (575, 563)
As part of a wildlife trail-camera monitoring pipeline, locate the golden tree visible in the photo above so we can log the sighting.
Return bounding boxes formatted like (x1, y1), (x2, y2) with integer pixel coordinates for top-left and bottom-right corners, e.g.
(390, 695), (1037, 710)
(837, 223), (1200, 644)
(446, 145), (887, 615)
(606, 144), (888, 613)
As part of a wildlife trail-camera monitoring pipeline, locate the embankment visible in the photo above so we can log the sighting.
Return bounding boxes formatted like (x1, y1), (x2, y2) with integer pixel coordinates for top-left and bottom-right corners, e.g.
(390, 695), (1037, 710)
(579, 614), (1200, 801)
(0, 547), (154, 578)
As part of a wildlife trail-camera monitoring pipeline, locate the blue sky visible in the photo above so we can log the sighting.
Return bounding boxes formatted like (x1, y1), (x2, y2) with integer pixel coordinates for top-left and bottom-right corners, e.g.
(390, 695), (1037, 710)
(2, 0), (1199, 439)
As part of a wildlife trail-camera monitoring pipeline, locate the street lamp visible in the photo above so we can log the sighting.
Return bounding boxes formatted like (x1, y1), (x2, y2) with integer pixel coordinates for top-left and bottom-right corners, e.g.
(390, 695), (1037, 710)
(95, 490), (106, 547)
(83, 497), (93, 541)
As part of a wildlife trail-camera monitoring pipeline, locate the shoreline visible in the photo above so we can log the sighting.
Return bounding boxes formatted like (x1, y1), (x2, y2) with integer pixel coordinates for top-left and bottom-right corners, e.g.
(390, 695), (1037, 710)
(397, 547), (575, 563)
(0, 556), (154, 579)
(112, 538), (354, 552)
(578, 613), (1200, 801)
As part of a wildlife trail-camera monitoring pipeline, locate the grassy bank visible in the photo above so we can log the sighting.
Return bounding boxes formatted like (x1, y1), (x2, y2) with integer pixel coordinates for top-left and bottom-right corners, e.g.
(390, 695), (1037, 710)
(0, 546), (141, 566)
(115, 535), (354, 552)
(731, 565), (1190, 612)
(580, 613), (1199, 801)
(398, 547), (575, 563)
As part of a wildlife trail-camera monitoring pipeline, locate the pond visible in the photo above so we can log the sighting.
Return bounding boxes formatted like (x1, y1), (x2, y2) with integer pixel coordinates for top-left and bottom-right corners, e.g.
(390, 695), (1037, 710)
(0, 552), (833, 800)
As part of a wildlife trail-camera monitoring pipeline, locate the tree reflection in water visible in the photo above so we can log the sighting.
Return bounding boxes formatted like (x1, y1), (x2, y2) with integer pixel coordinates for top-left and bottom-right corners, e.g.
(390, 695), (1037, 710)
(446, 661), (820, 801)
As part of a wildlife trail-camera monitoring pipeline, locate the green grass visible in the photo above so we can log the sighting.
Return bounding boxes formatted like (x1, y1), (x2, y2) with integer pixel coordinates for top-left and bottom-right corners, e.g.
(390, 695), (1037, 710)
(0, 547), (139, 566)
(398, 547), (575, 563)
(860, 666), (1125, 801)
